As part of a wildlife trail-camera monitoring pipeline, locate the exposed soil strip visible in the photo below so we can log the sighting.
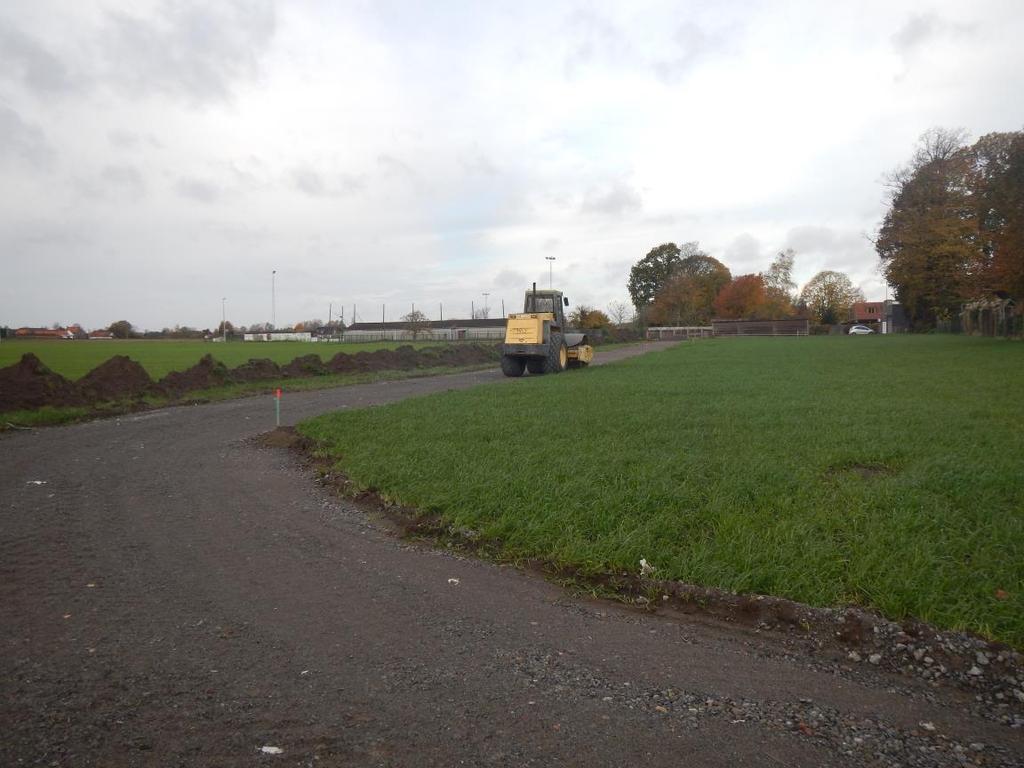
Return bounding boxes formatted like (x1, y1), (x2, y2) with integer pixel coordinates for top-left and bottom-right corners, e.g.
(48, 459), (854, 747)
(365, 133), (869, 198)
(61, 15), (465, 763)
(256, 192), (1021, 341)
(0, 345), (500, 413)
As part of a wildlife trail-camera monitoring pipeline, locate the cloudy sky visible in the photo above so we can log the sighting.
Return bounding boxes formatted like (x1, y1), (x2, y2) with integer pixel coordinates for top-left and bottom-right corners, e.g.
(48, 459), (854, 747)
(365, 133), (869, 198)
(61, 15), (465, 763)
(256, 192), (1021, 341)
(1, 0), (1022, 331)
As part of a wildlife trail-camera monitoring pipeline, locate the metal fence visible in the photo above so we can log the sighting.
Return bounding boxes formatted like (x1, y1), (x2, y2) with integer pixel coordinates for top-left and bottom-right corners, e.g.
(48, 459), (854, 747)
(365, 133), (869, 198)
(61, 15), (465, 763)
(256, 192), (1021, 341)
(314, 328), (505, 343)
(646, 326), (714, 340)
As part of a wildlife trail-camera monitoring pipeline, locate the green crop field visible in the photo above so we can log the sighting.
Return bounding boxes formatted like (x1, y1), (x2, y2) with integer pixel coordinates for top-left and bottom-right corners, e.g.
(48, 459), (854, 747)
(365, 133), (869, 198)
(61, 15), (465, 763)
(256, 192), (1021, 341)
(300, 336), (1024, 647)
(0, 339), (442, 380)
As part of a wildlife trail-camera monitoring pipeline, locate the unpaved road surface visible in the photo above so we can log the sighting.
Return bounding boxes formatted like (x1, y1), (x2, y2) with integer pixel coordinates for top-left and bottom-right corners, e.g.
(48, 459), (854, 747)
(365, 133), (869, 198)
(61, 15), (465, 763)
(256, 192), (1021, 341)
(2, 343), (1021, 767)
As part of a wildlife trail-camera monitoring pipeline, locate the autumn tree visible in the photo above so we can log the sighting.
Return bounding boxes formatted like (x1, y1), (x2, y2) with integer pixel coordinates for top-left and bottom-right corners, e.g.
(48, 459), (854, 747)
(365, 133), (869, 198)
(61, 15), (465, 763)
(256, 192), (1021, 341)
(647, 252), (731, 325)
(569, 306), (611, 329)
(968, 131), (1024, 300)
(714, 274), (769, 319)
(799, 271), (865, 324)
(876, 128), (979, 327)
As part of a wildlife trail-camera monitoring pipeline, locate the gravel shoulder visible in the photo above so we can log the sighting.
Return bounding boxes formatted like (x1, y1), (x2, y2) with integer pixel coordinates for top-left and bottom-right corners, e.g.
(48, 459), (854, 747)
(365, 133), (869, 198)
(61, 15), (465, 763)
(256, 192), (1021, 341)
(2, 342), (1021, 767)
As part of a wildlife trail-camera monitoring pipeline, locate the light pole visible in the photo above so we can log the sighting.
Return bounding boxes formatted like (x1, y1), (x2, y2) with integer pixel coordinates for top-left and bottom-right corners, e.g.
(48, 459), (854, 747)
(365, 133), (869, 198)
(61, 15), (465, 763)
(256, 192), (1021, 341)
(545, 256), (556, 289)
(271, 270), (276, 330)
(482, 292), (489, 318)
(221, 297), (227, 342)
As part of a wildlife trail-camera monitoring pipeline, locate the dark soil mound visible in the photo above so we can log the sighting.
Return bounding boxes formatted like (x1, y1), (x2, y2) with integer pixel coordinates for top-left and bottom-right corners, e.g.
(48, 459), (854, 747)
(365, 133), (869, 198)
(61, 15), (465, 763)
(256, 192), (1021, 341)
(77, 356), (157, 401)
(327, 352), (360, 373)
(282, 354), (327, 377)
(391, 345), (421, 370)
(0, 354), (84, 411)
(160, 354), (232, 395)
(231, 358), (282, 382)
(324, 344), (497, 375)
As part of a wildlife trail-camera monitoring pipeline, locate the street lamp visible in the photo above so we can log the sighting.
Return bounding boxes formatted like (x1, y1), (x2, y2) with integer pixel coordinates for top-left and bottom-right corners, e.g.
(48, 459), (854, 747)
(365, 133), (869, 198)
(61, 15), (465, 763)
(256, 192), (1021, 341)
(545, 256), (556, 289)
(271, 270), (276, 330)
(221, 297), (227, 342)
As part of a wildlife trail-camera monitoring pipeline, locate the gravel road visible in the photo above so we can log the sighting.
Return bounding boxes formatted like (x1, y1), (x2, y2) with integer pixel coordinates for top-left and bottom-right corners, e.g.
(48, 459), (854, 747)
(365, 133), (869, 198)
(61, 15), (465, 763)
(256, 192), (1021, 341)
(2, 342), (1021, 767)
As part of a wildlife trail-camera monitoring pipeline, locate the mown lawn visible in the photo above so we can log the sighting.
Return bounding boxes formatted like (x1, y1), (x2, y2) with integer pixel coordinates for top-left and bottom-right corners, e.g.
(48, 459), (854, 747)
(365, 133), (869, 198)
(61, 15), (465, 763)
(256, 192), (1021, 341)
(299, 336), (1024, 647)
(0, 339), (442, 380)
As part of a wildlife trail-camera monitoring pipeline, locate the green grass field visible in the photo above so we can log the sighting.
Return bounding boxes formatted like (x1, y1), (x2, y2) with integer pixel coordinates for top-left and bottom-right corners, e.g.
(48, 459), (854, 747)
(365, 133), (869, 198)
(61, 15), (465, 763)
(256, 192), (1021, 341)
(299, 336), (1024, 647)
(0, 339), (441, 380)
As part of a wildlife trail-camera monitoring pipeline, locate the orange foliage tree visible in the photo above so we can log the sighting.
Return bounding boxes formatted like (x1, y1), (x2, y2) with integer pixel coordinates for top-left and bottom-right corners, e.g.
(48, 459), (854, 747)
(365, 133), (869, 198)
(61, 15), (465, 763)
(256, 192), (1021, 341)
(713, 274), (770, 319)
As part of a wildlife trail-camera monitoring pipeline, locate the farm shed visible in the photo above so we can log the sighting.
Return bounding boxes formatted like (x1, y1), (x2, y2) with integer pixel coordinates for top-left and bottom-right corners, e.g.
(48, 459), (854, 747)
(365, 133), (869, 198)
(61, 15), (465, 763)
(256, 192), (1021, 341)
(960, 296), (1019, 337)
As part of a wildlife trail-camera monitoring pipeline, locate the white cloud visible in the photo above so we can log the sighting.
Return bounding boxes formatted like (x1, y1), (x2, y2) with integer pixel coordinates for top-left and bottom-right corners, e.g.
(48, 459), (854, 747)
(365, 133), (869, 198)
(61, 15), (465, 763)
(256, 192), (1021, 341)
(0, 0), (1022, 329)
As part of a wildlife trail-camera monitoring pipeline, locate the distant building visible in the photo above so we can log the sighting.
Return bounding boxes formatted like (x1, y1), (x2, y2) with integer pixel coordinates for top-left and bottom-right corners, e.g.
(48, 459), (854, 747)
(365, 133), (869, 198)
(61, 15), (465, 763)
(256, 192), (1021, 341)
(88, 330), (115, 339)
(847, 300), (908, 333)
(15, 327), (75, 339)
(342, 318), (506, 342)
(849, 301), (884, 325)
(242, 331), (313, 342)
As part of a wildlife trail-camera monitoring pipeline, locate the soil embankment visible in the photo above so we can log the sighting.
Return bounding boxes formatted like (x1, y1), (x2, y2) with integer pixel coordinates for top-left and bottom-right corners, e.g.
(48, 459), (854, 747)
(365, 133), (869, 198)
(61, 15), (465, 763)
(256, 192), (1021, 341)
(0, 344), (499, 413)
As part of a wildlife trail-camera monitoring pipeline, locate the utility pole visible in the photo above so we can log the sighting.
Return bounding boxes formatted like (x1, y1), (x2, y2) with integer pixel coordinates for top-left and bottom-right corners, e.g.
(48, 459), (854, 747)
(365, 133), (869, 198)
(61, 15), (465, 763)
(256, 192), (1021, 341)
(440, 303), (443, 322)
(271, 270), (277, 329)
(501, 299), (505, 317)
(471, 300), (475, 319)
(545, 256), (555, 289)
(482, 292), (490, 318)
(221, 297), (227, 342)
(328, 302), (332, 327)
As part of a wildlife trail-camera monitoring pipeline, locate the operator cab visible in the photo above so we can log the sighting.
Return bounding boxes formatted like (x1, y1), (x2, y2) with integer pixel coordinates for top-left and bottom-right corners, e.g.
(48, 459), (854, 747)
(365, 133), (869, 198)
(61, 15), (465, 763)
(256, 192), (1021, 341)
(523, 289), (570, 328)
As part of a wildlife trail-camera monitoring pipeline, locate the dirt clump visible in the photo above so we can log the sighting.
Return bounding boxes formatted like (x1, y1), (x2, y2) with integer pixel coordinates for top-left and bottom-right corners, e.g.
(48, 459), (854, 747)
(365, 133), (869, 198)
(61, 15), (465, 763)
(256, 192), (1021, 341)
(160, 354), (232, 395)
(282, 354), (327, 377)
(0, 354), (85, 411)
(77, 356), (158, 402)
(326, 352), (361, 374)
(231, 358), (282, 382)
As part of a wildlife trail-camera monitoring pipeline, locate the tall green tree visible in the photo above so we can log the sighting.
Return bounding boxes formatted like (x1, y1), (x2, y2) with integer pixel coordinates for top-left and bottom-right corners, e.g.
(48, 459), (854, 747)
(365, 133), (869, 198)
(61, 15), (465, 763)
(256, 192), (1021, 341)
(107, 320), (135, 339)
(627, 242), (683, 310)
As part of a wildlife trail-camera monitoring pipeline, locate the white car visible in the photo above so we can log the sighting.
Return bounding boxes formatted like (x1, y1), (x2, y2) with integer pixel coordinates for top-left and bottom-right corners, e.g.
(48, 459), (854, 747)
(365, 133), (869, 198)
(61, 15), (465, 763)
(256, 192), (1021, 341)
(848, 324), (875, 335)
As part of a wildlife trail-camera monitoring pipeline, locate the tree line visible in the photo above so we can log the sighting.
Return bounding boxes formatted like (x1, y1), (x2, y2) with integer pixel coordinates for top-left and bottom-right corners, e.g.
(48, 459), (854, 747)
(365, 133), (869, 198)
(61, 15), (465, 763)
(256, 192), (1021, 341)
(627, 243), (864, 326)
(875, 127), (1023, 329)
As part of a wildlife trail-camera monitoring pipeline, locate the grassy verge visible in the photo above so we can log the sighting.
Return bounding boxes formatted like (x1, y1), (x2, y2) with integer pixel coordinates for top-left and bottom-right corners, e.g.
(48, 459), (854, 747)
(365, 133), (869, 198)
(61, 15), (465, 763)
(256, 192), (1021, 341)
(0, 362), (496, 431)
(299, 336), (1024, 647)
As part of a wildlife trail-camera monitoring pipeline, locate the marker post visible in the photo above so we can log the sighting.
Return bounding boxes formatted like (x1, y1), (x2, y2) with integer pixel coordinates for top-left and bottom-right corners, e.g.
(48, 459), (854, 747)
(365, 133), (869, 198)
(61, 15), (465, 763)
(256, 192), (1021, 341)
(274, 387), (282, 427)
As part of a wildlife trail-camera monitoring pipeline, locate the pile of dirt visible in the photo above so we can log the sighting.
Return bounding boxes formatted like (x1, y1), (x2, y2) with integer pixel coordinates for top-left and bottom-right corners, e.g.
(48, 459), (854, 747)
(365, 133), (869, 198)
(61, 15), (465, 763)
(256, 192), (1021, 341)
(0, 354), (84, 411)
(327, 351), (361, 374)
(1, 344), (502, 416)
(281, 354), (327, 377)
(230, 358), (282, 382)
(159, 354), (232, 395)
(77, 355), (158, 401)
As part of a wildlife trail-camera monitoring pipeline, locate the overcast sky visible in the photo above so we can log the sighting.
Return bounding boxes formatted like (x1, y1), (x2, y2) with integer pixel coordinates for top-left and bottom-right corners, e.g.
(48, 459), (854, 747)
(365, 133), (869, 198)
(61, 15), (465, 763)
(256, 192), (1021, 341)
(1, 0), (1022, 331)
